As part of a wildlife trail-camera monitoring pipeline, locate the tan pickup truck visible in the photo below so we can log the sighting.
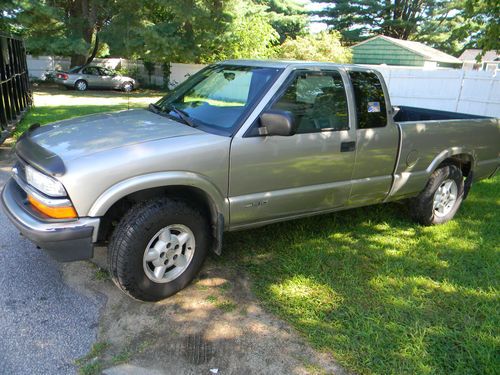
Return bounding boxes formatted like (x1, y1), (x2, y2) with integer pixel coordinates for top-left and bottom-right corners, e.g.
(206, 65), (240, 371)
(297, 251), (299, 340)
(2, 60), (499, 301)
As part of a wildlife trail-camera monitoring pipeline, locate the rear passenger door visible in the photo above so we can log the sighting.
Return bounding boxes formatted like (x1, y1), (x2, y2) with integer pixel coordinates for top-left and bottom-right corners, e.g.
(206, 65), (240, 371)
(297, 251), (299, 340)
(81, 67), (102, 88)
(347, 69), (400, 204)
(229, 69), (357, 228)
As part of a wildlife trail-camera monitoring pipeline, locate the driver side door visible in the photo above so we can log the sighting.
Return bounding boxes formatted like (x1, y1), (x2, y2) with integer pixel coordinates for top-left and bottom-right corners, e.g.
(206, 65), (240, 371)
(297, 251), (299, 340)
(228, 68), (357, 228)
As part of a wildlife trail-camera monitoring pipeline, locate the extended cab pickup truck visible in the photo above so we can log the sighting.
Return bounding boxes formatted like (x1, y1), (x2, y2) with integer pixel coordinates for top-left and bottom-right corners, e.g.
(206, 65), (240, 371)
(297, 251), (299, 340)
(2, 60), (499, 301)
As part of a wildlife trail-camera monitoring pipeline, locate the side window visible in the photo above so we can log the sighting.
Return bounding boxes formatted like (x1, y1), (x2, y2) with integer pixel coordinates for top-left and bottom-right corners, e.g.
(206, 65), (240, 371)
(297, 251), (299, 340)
(349, 71), (387, 129)
(270, 70), (349, 133)
(98, 68), (109, 76)
(82, 67), (98, 75)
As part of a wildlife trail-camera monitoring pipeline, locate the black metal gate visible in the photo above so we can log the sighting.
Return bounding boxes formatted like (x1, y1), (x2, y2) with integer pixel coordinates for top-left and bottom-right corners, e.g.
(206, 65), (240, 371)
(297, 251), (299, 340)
(0, 33), (32, 144)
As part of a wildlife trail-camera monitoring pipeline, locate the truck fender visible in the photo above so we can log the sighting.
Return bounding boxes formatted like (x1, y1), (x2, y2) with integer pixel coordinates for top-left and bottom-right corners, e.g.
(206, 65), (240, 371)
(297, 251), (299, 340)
(88, 171), (229, 223)
(426, 147), (476, 175)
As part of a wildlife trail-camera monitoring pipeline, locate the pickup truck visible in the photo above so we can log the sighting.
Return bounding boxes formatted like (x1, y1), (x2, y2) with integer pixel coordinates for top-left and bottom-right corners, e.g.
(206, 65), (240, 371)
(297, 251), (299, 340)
(2, 60), (499, 301)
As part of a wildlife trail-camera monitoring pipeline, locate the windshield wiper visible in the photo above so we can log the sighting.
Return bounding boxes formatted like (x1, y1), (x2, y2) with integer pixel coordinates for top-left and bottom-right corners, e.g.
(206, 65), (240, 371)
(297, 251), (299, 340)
(148, 103), (197, 128)
(166, 105), (197, 128)
(148, 103), (162, 113)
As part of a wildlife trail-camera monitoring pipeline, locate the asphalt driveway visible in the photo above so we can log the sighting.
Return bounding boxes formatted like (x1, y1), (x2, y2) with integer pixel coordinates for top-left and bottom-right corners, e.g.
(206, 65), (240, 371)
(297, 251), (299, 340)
(0, 147), (105, 375)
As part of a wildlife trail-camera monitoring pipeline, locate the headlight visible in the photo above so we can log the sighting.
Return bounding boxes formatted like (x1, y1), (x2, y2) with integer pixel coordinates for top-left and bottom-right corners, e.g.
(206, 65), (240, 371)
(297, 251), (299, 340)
(25, 165), (67, 197)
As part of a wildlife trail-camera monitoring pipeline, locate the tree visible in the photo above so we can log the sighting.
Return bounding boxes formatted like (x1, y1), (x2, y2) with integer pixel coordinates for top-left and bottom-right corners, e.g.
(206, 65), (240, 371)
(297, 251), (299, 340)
(102, 0), (279, 63)
(254, 0), (309, 42)
(313, 0), (442, 43)
(5, 0), (114, 67)
(415, 0), (484, 55)
(464, 0), (499, 53)
(313, 0), (496, 56)
(276, 31), (352, 63)
(2, 0), (282, 66)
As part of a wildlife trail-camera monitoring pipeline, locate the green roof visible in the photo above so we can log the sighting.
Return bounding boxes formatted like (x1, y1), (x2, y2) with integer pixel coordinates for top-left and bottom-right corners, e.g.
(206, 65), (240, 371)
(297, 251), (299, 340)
(353, 35), (462, 65)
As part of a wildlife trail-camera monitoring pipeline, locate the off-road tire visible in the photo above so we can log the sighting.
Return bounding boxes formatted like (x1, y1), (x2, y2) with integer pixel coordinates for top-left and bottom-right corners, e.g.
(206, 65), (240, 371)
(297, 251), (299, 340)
(108, 198), (210, 301)
(410, 164), (464, 225)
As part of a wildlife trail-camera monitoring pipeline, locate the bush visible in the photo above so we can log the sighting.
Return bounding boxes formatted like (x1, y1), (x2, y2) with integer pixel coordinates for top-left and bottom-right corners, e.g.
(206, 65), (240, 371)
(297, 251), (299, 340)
(276, 31), (352, 63)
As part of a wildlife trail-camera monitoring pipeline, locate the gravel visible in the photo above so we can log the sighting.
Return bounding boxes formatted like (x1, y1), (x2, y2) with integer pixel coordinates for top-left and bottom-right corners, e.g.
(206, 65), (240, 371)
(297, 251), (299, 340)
(0, 155), (105, 375)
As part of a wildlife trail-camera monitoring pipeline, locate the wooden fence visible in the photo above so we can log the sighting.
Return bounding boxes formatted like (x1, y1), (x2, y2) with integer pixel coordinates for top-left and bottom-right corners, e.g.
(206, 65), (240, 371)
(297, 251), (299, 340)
(0, 33), (32, 143)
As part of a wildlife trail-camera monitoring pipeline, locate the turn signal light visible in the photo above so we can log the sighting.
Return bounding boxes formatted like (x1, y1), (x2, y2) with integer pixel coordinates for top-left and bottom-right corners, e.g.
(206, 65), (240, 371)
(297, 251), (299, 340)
(28, 195), (77, 219)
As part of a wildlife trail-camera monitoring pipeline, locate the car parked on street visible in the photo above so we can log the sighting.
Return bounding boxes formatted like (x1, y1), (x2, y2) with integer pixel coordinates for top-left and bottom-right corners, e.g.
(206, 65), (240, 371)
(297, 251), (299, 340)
(55, 65), (136, 92)
(2, 60), (499, 301)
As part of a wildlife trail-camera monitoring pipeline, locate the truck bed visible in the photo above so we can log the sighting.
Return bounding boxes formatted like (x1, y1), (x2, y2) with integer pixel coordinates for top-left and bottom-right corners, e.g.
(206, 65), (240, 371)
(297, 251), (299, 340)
(394, 106), (488, 122)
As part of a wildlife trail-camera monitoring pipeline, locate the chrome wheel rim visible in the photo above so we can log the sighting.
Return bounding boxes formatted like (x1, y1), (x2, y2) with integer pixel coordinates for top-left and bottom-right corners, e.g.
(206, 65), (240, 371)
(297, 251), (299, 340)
(123, 83), (132, 92)
(76, 81), (87, 91)
(433, 179), (458, 217)
(143, 225), (195, 283)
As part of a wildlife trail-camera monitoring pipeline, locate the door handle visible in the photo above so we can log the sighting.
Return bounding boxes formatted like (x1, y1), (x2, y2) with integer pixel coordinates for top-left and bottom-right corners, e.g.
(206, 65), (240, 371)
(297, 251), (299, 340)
(341, 141), (356, 152)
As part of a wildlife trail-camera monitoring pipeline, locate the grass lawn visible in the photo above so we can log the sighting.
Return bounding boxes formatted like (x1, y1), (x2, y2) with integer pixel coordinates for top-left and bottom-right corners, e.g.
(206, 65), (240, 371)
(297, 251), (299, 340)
(15, 88), (500, 375)
(222, 178), (499, 375)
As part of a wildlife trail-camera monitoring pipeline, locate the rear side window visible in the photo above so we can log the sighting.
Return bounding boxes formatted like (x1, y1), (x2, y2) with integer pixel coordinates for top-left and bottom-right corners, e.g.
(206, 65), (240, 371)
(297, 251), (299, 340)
(349, 71), (387, 129)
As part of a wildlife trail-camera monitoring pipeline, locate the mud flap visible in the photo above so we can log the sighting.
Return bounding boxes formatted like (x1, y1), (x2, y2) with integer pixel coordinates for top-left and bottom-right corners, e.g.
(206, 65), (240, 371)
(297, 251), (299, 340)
(463, 170), (473, 200)
(212, 213), (224, 255)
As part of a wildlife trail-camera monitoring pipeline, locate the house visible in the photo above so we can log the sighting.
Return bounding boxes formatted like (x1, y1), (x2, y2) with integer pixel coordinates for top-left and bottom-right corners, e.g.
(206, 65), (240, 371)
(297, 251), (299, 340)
(459, 49), (499, 71)
(352, 35), (463, 68)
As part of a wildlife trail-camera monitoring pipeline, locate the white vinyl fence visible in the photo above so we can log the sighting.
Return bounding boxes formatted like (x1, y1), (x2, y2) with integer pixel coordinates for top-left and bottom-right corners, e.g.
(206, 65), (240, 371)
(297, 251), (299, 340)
(27, 56), (499, 117)
(374, 66), (500, 117)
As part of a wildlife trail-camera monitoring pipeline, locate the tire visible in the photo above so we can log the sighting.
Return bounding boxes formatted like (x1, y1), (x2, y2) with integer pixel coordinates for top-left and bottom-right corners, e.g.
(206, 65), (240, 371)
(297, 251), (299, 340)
(410, 164), (464, 225)
(75, 80), (88, 91)
(122, 81), (134, 92)
(108, 198), (210, 301)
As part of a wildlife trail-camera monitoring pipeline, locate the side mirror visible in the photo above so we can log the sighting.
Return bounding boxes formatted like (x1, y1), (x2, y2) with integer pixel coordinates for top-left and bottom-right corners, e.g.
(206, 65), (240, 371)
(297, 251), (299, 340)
(259, 110), (297, 136)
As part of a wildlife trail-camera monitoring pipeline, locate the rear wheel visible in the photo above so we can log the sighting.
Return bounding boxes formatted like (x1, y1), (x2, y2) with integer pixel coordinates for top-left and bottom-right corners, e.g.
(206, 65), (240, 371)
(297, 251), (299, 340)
(410, 164), (464, 225)
(75, 80), (88, 91)
(108, 198), (210, 301)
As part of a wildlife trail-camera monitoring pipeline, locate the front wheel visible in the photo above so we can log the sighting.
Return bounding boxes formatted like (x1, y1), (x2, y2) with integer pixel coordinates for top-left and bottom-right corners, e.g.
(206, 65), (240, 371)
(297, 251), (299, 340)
(410, 164), (464, 225)
(108, 198), (210, 301)
(75, 80), (88, 91)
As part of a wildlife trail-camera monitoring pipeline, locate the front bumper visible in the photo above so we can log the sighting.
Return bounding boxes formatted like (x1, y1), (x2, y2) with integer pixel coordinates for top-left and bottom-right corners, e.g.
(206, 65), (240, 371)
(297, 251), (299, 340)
(1, 178), (100, 262)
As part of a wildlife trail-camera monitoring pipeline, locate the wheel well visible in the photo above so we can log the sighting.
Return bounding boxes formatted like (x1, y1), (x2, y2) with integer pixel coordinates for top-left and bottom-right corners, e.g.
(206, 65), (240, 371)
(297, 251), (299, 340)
(96, 185), (216, 244)
(438, 154), (473, 178)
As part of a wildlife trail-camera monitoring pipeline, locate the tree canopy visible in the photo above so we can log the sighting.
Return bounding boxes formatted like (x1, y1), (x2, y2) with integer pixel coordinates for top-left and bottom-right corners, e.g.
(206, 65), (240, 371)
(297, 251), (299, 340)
(1, 0), (305, 66)
(313, 0), (499, 55)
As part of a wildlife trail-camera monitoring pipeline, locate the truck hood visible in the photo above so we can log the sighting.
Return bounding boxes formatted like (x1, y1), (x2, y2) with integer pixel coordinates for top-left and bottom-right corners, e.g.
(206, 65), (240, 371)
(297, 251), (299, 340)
(25, 109), (202, 161)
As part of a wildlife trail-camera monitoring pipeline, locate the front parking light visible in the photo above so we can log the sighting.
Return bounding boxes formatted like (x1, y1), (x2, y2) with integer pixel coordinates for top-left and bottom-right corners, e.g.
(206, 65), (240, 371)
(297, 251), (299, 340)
(28, 194), (77, 219)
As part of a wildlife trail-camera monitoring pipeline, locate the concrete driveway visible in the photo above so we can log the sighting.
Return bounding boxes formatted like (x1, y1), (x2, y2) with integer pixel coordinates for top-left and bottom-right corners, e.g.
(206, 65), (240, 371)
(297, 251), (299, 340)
(0, 146), (105, 375)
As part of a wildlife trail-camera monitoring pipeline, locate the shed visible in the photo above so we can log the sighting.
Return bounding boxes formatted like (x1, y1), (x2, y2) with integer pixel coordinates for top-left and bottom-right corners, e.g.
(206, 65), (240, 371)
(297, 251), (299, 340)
(352, 35), (463, 68)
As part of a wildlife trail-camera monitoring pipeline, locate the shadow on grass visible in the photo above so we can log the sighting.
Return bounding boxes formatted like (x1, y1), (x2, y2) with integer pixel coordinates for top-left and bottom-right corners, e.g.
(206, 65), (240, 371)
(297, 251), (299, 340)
(222, 177), (499, 375)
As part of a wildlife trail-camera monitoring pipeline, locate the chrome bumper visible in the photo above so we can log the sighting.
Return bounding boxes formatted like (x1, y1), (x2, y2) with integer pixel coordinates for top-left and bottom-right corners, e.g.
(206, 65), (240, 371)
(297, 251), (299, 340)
(1, 178), (100, 262)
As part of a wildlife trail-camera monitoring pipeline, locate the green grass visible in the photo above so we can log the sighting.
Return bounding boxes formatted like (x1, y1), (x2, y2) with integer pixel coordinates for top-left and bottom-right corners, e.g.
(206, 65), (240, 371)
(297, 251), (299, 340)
(20, 90), (499, 375)
(222, 177), (499, 375)
(75, 341), (110, 375)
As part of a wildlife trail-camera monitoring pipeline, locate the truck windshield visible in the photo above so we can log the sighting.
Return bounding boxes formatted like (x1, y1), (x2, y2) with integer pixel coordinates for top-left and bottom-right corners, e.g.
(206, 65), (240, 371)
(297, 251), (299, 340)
(154, 65), (282, 135)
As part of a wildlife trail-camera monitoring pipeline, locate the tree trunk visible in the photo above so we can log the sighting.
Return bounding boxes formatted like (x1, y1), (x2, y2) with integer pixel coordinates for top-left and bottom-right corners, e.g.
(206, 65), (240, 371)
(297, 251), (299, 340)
(68, 0), (97, 67)
(85, 32), (99, 65)
(70, 54), (88, 68)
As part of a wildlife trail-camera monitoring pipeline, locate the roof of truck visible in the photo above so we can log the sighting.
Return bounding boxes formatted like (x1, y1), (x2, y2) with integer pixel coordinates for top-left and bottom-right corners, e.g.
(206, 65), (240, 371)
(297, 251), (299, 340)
(220, 59), (363, 69)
